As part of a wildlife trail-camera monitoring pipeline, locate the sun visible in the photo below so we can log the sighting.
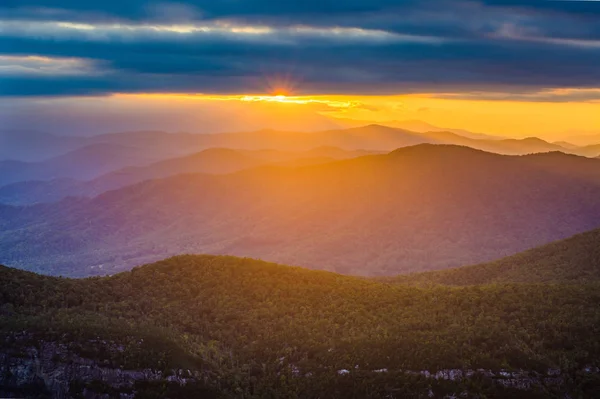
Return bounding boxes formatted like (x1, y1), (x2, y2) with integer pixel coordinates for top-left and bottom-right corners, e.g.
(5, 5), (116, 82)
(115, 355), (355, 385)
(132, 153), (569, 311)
(273, 94), (287, 102)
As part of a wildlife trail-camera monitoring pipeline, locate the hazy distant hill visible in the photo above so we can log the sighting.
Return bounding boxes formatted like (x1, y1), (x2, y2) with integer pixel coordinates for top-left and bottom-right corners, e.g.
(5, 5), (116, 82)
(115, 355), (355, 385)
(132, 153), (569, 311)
(0, 130), (85, 161)
(577, 144), (600, 158)
(0, 147), (376, 205)
(0, 178), (82, 206)
(70, 126), (416, 153)
(84, 125), (585, 156)
(332, 118), (503, 140)
(419, 131), (573, 155)
(3, 125), (588, 176)
(553, 141), (579, 150)
(1, 255), (599, 398)
(555, 131), (600, 146)
(393, 228), (600, 286)
(0, 144), (168, 186)
(3, 145), (600, 277)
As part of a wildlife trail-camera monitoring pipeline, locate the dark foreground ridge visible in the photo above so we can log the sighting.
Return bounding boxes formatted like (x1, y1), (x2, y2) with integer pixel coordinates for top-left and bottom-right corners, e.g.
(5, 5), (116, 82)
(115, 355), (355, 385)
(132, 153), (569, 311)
(1, 254), (600, 398)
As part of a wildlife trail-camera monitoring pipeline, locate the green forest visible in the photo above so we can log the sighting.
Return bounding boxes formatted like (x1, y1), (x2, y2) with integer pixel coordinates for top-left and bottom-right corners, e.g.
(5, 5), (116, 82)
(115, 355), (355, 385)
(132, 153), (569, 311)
(391, 228), (600, 286)
(2, 254), (600, 398)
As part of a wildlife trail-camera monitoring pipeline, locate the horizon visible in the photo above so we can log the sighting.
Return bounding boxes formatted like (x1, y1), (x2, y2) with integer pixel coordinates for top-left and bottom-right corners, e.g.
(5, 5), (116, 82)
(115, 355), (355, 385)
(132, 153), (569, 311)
(2, 1), (600, 139)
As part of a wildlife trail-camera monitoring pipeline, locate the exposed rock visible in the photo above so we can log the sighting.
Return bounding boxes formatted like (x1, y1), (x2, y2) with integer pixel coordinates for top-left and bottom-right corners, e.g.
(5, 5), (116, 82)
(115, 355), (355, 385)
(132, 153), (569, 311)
(0, 338), (199, 399)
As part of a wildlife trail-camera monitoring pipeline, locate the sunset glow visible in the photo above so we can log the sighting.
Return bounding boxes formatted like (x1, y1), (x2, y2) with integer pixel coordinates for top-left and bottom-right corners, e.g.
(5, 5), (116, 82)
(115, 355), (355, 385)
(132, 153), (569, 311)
(3, 1), (600, 396)
(83, 91), (600, 140)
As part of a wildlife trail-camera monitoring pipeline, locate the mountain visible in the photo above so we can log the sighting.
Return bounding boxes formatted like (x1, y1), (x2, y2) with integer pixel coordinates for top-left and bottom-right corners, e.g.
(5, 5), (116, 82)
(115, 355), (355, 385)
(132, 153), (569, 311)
(0, 130), (86, 161)
(553, 141), (579, 150)
(234, 124), (433, 151)
(1, 255), (599, 398)
(246, 125), (571, 155)
(554, 131), (600, 146)
(24, 125), (494, 156)
(74, 126), (411, 153)
(516, 151), (600, 181)
(0, 178), (82, 206)
(331, 118), (503, 140)
(418, 131), (572, 155)
(3, 145), (600, 277)
(0, 147), (376, 205)
(577, 144), (600, 158)
(485, 137), (568, 155)
(0, 144), (169, 186)
(392, 228), (600, 286)
(1, 125), (577, 167)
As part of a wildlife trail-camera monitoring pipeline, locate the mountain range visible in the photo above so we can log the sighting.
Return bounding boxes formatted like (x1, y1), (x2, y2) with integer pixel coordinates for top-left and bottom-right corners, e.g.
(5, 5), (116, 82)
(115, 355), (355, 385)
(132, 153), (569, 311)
(0, 147), (377, 205)
(3, 124), (600, 398)
(3, 123), (599, 166)
(3, 144), (600, 277)
(3, 124), (600, 205)
(0, 143), (175, 186)
(332, 118), (504, 140)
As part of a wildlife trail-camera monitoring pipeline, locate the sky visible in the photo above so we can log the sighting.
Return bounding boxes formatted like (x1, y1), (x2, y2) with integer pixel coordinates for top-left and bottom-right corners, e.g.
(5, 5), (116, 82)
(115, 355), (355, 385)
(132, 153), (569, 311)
(1, 0), (600, 139)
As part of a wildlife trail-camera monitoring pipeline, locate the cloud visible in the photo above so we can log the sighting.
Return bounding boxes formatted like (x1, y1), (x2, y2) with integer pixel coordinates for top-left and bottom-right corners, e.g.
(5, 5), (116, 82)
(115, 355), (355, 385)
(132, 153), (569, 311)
(0, 0), (599, 98)
(436, 87), (600, 102)
(0, 19), (444, 45)
(0, 55), (104, 76)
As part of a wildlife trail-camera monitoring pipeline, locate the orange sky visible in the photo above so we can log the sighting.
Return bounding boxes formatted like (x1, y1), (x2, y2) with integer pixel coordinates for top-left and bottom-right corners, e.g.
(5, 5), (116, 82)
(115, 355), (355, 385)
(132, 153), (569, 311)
(112, 93), (600, 140)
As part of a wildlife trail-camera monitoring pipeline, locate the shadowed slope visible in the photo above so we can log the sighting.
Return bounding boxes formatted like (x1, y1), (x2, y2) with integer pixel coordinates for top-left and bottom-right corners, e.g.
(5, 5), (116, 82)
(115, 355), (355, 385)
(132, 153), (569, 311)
(391, 228), (600, 286)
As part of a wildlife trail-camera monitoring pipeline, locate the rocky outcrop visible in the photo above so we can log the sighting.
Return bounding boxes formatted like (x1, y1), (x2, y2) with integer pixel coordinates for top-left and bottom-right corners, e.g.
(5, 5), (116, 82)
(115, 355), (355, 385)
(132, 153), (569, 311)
(0, 338), (199, 399)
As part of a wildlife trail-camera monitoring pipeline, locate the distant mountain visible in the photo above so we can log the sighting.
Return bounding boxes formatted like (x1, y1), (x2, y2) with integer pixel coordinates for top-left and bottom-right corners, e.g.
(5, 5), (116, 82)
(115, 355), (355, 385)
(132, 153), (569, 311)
(0, 147), (376, 205)
(2, 125), (580, 171)
(0, 178), (82, 206)
(331, 118), (503, 140)
(0, 144), (169, 186)
(17, 124), (498, 156)
(487, 137), (567, 154)
(554, 131), (600, 146)
(393, 228), (600, 286)
(576, 144), (600, 158)
(212, 125), (572, 155)
(0, 130), (85, 161)
(516, 151), (600, 181)
(3, 145), (600, 277)
(552, 141), (579, 150)
(1, 255), (599, 398)
(419, 131), (571, 155)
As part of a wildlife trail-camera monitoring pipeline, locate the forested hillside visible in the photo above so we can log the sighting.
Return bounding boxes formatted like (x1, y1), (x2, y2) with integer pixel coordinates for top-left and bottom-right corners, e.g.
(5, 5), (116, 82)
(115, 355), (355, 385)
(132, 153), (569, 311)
(1, 255), (600, 398)
(391, 228), (600, 286)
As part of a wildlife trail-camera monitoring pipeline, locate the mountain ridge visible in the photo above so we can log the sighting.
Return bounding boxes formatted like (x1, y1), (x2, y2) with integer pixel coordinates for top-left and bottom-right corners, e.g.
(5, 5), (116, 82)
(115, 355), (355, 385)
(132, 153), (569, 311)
(0, 143), (169, 186)
(3, 144), (600, 277)
(390, 227), (600, 286)
(1, 254), (600, 397)
(0, 147), (379, 205)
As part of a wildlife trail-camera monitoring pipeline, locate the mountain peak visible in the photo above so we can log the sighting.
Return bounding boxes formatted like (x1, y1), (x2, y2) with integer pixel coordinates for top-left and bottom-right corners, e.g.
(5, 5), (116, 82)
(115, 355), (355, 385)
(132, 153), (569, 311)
(388, 143), (489, 156)
(361, 123), (398, 130)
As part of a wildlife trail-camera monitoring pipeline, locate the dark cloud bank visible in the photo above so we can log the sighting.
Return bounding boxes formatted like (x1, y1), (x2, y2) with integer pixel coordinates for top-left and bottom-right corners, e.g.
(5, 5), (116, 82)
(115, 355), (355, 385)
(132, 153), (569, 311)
(0, 0), (599, 97)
